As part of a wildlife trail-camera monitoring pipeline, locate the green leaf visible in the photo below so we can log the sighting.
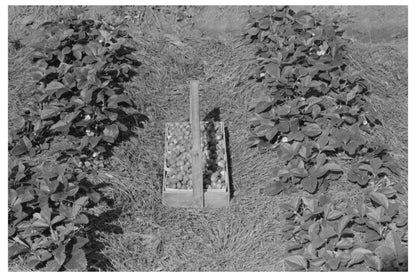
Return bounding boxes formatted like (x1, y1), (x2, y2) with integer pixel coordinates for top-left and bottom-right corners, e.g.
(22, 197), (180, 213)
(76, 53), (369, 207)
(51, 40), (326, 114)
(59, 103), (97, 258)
(254, 125), (271, 137)
(247, 135), (261, 147)
(301, 197), (315, 212)
(80, 88), (93, 103)
(272, 167), (290, 177)
(50, 120), (67, 131)
(395, 215), (408, 228)
(16, 188), (35, 204)
(255, 101), (271, 113)
(40, 107), (61, 120)
(249, 93), (272, 111)
(348, 168), (370, 186)
(265, 63), (281, 79)
(310, 80), (322, 88)
(320, 225), (337, 240)
(285, 255), (308, 270)
(26, 256), (41, 268)
(384, 161), (401, 175)
(378, 187), (396, 198)
(286, 243), (303, 253)
(300, 75), (311, 87)
(51, 215), (66, 225)
(107, 94), (132, 108)
(258, 18), (271, 29)
(364, 255), (383, 271)
(347, 247), (373, 267)
(311, 105), (321, 119)
(45, 81), (66, 94)
(73, 236), (89, 250)
(8, 243), (29, 259)
(75, 196), (89, 207)
(64, 249), (87, 271)
(64, 111), (80, 124)
(30, 69), (44, 82)
(32, 219), (49, 229)
(53, 245), (66, 266)
(338, 215), (352, 234)
(312, 236), (325, 249)
(277, 104), (291, 116)
(40, 205), (51, 225)
(374, 245), (395, 262)
(368, 191), (389, 209)
(58, 63), (73, 77)
(336, 237), (354, 250)
(327, 210), (343, 221)
(290, 167), (308, 178)
(346, 86), (359, 103)
(59, 204), (73, 218)
(385, 230), (403, 257)
(8, 189), (18, 206)
(327, 257), (340, 270)
(367, 206), (384, 223)
(75, 214), (89, 224)
(10, 143), (28, 156)
(366, 220), (381, 234)
(72, 196), (89, 217)
(316, 163), (343, 178)
(46, 259), (61, 271)
(370, 158), (383, 173)
(247, 27), (260, 36)
(263, 181), (284, 196)
(277, 121), (290, 133)
(343, 141), (359, 155)
(88, 136), (101, 148)
(37, 249), (53, 261)
(301, 176), (318, 194)
(61, 29), (74, 40)
(359, 164), (374, 174)
(265, 126), (279, 141)
(310, 258), (325, 268)
(302, 123), (322, 137)
(258, 140), (272, 152)
(103, 124), (119, 142)
(276, 142), (299, 162)
(308, 221), (320, 237)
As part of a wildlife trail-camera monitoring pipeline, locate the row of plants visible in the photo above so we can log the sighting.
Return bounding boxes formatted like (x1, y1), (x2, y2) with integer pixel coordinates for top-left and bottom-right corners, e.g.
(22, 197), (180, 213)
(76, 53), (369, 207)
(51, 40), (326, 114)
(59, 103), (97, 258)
(242, 6), (407, 271)
(280, 178), (407, 271)
(9, 11), (142, 271)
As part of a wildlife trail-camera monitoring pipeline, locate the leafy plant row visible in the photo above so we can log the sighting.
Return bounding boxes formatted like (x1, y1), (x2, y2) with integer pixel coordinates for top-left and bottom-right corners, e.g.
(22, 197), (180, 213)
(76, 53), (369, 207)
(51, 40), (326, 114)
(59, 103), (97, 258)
(10, 17), (140, 158)
(242, 6), (400, 195)
(242, 6), (407, 271)
(9, 14), (141, 271)
(280, 178), (407, 271)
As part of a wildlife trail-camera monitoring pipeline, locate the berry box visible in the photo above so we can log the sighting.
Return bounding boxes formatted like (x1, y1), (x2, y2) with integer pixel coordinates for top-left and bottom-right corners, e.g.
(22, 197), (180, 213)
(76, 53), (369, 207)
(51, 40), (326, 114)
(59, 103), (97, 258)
(162, 121), (230, 208)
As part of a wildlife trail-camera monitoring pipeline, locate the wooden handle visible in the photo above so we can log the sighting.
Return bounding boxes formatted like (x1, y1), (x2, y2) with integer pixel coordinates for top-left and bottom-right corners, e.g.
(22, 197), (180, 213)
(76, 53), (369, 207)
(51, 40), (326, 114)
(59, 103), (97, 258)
(190, 80), (204, 208)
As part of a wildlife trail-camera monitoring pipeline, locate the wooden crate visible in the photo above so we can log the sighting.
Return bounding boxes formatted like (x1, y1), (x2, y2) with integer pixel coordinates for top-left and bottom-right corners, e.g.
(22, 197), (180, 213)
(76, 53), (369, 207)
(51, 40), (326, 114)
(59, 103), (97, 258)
(162, 121), (230, 208)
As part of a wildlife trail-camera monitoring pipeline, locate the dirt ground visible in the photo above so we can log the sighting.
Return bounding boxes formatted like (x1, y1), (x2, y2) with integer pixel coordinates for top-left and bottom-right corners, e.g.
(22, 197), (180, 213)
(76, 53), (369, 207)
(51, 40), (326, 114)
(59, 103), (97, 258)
(8, 5), (408, 271)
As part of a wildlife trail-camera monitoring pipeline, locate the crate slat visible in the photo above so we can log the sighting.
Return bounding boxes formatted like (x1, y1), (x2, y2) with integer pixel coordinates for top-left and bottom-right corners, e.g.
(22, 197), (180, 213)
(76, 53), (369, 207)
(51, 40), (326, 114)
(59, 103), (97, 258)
(190, 81), (204, 208)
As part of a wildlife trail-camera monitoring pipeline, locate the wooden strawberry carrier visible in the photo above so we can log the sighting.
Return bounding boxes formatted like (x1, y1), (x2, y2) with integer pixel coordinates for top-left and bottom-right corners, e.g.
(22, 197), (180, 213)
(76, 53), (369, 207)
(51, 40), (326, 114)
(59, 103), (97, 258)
(162, 81), (230, 208)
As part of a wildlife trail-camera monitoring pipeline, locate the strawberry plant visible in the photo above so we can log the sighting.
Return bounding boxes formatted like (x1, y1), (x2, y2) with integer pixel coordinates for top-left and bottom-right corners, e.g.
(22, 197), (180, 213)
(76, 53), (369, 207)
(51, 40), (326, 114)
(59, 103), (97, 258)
(8, 159), (99, 271)
(9, 16), (141, 159)
(8, 15), (142, 271)
(243, 6), (406, 271)
(280, 178), (407, 271)
(243, 6), (399, 194)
